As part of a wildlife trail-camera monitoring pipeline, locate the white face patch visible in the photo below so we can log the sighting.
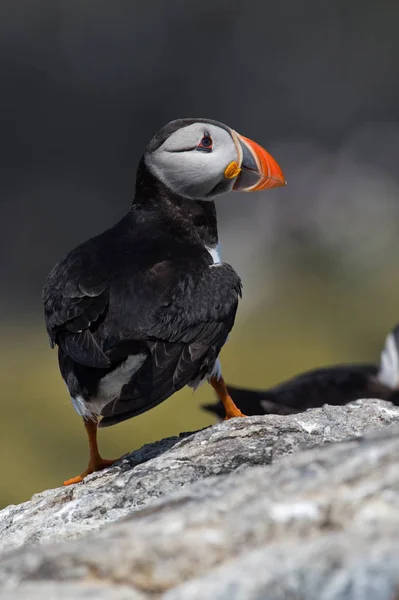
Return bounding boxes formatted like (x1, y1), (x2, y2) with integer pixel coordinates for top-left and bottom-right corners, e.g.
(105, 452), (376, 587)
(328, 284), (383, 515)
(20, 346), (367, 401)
(377, 332), (399, 388)
(146, 122), (238, 201)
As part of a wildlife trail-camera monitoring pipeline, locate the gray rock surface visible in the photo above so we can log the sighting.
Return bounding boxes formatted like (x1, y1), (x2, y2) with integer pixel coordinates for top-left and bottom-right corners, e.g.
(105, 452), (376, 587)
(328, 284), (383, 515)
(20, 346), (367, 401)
(1, 399), (399, 599)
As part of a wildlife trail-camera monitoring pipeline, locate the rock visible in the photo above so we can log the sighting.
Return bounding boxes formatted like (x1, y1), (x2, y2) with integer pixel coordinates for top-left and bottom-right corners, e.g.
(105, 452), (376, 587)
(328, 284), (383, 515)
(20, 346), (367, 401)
(1, 399), (399, 599)
(2, 398), (398, 554)
(0, 583), (145, 600)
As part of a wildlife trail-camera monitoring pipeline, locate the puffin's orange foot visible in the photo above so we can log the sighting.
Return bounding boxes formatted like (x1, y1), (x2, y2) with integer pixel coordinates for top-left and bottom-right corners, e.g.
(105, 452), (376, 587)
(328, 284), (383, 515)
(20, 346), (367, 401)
(224, 409), (247, 420)
(210, 375), (247, 421)
(63, 457), (119, 486)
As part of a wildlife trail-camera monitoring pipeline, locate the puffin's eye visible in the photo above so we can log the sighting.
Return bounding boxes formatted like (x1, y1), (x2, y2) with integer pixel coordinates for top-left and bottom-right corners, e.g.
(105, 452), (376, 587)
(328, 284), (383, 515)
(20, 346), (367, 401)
(197, 133), (213, 152)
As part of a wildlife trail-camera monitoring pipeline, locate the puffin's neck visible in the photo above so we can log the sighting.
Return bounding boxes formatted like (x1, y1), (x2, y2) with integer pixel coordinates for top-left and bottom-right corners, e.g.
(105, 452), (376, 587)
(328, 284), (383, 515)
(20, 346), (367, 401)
(132, 157), (218, 248)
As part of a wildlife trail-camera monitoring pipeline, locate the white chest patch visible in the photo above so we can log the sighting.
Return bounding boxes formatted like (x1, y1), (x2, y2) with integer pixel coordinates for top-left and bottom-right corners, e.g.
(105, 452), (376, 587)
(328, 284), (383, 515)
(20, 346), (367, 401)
(206, 243), (221, 266)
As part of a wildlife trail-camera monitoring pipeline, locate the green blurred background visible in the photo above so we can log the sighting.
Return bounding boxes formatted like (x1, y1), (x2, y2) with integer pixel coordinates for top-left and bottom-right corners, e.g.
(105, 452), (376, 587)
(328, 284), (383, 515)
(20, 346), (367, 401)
(2, 0), (399, 507)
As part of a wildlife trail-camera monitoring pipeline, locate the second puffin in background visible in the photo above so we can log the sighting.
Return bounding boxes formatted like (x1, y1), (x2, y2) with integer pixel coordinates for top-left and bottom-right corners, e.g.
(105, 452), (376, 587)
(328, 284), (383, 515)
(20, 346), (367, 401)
(203, 324), (399, 419)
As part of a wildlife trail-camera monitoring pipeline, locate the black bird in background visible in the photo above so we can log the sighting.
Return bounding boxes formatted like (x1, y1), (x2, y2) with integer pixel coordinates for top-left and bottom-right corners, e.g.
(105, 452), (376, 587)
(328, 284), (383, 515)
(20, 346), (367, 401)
(203, 324), (399, 419)
(43, 118), (286, 485)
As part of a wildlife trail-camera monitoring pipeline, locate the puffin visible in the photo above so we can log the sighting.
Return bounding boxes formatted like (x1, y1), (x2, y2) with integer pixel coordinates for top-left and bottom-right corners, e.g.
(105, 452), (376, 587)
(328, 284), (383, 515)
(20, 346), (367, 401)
(202, 324), (399, 419)
(43, 118), (286, 485)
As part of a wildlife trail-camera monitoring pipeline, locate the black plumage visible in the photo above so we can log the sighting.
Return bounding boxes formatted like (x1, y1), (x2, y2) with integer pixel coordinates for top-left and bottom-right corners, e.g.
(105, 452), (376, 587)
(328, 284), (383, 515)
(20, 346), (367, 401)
(203, 363), (398, 419)
(43, 117), (286, 484)
(44, 159), (241, 427)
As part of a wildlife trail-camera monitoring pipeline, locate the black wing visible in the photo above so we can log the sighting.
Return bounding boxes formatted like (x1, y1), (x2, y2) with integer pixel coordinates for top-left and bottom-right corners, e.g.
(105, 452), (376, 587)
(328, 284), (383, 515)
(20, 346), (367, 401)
(268, 364), (380, 410)
(99, 261), (242, 427)
(203, 364), (386, 419)
(44, 235), (241, 424)
(43, 242), (110, 368)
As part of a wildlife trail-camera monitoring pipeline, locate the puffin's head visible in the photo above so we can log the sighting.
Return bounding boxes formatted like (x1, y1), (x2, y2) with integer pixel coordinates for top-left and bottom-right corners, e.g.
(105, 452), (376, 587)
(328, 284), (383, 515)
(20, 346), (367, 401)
(144, 118), (286, 201)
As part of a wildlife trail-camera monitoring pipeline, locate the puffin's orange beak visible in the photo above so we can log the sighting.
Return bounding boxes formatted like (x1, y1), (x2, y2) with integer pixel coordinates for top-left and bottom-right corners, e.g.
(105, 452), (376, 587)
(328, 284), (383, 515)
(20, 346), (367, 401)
(232, 132), (286, 191)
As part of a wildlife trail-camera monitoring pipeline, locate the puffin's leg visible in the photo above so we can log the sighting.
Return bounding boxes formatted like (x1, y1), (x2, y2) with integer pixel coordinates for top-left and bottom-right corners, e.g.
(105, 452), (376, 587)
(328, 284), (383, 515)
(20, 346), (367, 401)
(210, 375), (247, 419)
(63, 418), (119, 486)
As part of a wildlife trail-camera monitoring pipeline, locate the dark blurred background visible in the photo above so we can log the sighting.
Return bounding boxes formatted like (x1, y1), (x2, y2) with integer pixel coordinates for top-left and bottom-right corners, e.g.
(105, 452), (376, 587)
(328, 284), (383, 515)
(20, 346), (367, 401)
(1, 0), (399, 507)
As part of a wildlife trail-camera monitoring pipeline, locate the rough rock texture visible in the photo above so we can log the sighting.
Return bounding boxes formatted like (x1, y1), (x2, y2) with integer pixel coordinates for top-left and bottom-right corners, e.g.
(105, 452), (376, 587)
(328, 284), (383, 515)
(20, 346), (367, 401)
(1, 399), (399, 599)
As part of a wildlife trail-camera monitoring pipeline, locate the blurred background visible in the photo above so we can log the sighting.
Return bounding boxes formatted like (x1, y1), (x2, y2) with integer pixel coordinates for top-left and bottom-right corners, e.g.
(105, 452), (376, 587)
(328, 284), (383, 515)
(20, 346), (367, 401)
(1, 0), (399, 507)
